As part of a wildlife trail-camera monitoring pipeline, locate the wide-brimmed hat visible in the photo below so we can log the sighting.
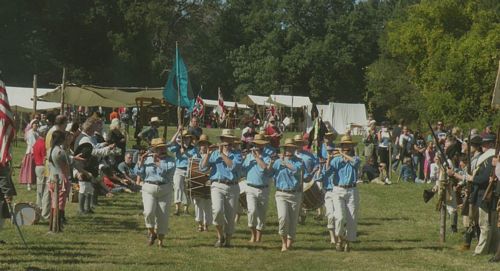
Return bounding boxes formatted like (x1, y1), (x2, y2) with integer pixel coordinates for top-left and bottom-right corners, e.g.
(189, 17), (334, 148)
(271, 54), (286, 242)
(325, 131), (337, 140)
(75, 143), (93, 160)
(198, 134), (211, 145)
(252, 134), (269, 145)
(469, 135), (483, 145)
(151, 138), (167, 148)
(280, 138), (297, 148)
(482, 133), (496, 143)
(258, 131), (269, 138)
(219, 129), (236, 139)
(150, 116), (161, 123)
(181, 130), (195, 139)
(339, 135), (356, 146)
(293, 134), (307, 144)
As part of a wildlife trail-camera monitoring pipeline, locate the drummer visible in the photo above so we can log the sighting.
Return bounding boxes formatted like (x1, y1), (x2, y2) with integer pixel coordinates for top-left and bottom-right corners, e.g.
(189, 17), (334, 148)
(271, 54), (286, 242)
(242, 134), (274, 243)
(330, 135), (360, 252)
(200, 129), (242, 248)
(273, 138), (304, 252)
(136, 138), (176, 247)
(314, 145), (339, 245)
(168, 126), (199, 215)
(193, 134), (212, 232)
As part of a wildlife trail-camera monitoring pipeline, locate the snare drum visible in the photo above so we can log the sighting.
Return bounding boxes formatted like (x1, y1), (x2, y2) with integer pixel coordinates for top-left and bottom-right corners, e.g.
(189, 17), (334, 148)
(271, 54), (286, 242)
(239, 180), (248, 211)
(302, 181), (324, 210)
(13, 202), (41, 226)
(187, 159), (211, 199)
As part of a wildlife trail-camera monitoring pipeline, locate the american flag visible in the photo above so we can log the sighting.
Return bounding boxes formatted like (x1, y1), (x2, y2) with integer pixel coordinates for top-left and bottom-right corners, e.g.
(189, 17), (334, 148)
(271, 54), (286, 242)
(217, 88), (226, 120)
(192, 95), (205, 117)
(0, 78), (15, 165)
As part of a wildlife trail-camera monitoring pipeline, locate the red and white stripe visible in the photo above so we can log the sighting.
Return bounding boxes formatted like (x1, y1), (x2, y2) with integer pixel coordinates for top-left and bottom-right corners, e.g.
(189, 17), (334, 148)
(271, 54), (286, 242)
(217, 88), (226, 119)
(0, 80), (15, 165)
(193, 95), (205, 117)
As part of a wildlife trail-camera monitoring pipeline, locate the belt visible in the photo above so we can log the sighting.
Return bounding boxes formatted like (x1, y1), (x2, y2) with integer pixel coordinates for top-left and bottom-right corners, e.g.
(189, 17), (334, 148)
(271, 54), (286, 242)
(276, 189), (299, 193)
(215, 179), (237, 185)
(177, 167), (187, 170)
(247, 183), (269, 189)
(338, 184), (356, 189)
(145, 181), (167, 185)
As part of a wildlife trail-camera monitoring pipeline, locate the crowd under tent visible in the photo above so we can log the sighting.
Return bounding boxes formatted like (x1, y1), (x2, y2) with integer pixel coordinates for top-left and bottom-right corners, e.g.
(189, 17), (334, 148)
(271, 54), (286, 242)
(38, 85), (163, 108)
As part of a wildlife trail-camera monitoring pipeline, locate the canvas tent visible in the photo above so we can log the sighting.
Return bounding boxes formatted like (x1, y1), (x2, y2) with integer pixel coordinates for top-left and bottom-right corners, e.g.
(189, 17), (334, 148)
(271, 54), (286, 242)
(239, 95), (272, 106)
(204, 99), (249, 109)
(38, 85), (163, 108)
(307, 102), (368, 135)
(266, 95), (312, 108)
(6, 86), (60, 113)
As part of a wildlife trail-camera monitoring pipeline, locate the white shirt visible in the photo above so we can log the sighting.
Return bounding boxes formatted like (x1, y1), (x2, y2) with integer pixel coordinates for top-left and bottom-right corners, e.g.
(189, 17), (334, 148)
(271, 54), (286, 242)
(430, 163), (439, 180)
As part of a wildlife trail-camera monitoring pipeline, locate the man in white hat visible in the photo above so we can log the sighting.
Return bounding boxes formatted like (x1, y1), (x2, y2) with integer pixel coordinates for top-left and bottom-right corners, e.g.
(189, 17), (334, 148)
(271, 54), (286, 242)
(330, 135), (361, 252)
(138, 116), (161, 145)
(200, 129), (242, 247)
(242, 134), (274, 243)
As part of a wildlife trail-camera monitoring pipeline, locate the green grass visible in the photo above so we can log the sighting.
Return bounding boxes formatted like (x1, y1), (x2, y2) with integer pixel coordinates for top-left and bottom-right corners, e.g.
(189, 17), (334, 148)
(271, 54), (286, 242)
(0, 128), (496, 270)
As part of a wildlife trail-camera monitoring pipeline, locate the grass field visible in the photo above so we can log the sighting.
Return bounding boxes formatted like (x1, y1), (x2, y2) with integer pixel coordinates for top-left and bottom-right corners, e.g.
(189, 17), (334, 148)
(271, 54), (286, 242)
(0, 127), (497, 270)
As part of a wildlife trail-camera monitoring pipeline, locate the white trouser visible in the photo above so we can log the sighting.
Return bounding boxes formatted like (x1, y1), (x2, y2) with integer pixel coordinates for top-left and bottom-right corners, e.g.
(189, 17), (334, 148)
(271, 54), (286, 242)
(142, 182), (173, 235)
(173, 168), (189, 205)
(194, 197), (212, 225)
(275, 191), (302, 240)
(211, 182), (240, 236)
(35, 165), (50, 219)
(324, 191), (336, 230)
(246, 186), (269, 230)
(474, 204), (492, 255)
(332, 186), (359, 242)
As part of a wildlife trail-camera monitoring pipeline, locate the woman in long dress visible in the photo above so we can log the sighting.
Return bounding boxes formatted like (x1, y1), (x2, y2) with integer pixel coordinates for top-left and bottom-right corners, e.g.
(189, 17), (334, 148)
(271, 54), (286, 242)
(20, 119), (39, 190)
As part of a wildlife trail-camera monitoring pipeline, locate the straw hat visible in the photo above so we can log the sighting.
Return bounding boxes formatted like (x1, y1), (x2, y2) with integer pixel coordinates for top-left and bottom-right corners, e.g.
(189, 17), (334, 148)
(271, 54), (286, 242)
(339, 135), (355, 146)
(252, 134), (269, 145)
(150, 116), (161, 123)
(280, 138), (297, 148)
(198, 134), (211, 145)
(219, 129), (236, 139)
(325, 131), (337, 139)
(293, 134), (307, 144)
(151, 138), (167, 148)
(181, 130), (195, 138)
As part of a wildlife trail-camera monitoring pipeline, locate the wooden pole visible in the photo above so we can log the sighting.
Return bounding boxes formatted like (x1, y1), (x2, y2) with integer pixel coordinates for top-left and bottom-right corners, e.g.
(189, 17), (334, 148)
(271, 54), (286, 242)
(440, 199), (446, 243)
(33, 74), (37, 115)
(60, 67), (66, 115)
(176, 42), (182, 128)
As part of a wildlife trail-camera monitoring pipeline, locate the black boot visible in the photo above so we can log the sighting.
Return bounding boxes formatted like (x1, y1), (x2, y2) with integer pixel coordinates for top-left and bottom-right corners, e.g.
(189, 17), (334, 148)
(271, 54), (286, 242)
(85, 194), (92, 213)
(58, 210), (64, 230)
(451, 212), (458, 233)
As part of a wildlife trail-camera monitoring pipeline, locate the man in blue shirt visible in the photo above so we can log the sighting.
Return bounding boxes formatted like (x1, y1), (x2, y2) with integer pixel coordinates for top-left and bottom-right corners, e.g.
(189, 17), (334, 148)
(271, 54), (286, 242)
(314, 145), (339, 245)
(168, 126), (199, 215)
(330, 135), (361, 252)
(242, 134), (274, 243)
(200, 129), (242, 248)
(273, 138), (304, 252)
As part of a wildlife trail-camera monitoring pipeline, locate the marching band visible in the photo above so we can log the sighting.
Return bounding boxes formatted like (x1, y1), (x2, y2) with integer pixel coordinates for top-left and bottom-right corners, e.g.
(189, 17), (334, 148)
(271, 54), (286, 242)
(133, 126), (362, 252)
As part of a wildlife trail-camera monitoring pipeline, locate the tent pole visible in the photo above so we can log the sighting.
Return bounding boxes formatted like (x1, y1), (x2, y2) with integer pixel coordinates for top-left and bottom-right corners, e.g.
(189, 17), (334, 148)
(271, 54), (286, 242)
(33, 74), (37, 115)
(60, 67), (66, 115)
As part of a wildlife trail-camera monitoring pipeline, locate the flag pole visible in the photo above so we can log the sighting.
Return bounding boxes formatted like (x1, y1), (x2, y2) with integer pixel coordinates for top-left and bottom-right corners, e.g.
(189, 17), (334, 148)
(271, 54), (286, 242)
(60, 67), (66, 115)
(176, 42), (182, 128)
(33, 74), (37, 115)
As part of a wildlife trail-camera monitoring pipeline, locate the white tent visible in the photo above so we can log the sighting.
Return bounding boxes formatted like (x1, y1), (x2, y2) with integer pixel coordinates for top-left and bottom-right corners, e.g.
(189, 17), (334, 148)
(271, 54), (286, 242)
(307, 102), (368, 135)
(6, 86), (60, 113)
(204, 99), (249, 109)
(239, 95), (272, 106)
(267, 95), (312, 108)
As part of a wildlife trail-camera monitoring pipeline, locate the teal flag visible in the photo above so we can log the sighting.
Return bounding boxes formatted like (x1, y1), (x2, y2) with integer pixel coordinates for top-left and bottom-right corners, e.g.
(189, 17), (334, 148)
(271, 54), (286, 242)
(163, 47), (195, 110)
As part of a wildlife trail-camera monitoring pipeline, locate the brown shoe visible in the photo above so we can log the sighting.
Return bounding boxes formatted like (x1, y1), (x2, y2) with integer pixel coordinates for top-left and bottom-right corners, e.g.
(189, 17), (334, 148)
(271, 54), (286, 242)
(148, 233), (157, 246)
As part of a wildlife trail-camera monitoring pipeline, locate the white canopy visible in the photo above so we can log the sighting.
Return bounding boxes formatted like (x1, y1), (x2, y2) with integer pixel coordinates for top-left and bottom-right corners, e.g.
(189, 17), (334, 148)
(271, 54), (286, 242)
(307, 102), (368, 135)
(38, 85), (163, 108)
(204, 99), (249, 109)
(6, 86), (60, 113)
(239, 95), (272, 106)
(267, 95), (312, 108)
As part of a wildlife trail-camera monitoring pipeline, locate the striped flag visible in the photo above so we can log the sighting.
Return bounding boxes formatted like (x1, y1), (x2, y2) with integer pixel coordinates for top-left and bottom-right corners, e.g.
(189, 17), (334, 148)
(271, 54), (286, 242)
(192, 95), (205, 117)
(217, 88), (226, 120)
(0, 78), (16, 165)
